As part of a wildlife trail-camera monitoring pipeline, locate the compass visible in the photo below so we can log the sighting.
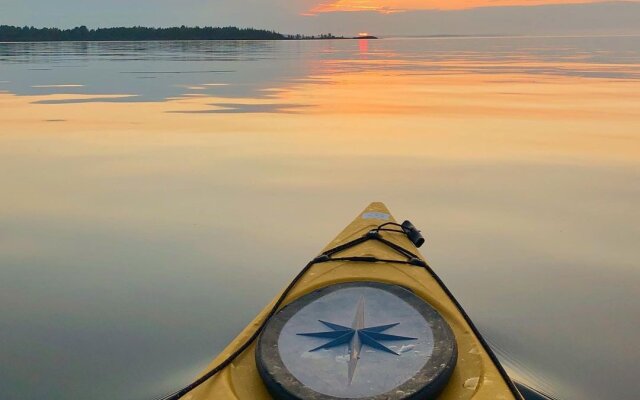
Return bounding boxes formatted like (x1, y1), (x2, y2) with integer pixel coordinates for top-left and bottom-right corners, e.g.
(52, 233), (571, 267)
(256, 282), (457, 400)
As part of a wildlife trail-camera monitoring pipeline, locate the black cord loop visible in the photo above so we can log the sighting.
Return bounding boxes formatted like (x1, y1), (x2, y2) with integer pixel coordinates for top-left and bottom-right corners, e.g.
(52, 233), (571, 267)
(155, 220), (522, 400)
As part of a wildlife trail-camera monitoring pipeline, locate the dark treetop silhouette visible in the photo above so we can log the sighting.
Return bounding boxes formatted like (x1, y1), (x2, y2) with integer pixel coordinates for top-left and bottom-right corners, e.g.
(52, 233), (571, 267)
(0, 25), (348, 41)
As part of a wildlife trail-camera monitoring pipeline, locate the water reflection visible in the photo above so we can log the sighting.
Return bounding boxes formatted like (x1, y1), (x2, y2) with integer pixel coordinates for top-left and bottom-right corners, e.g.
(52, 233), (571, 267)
(1, 36), (639, 106)
(0, 37), (639, 400)
(0, 40), (309, 103)
(169, 102), (309, 114)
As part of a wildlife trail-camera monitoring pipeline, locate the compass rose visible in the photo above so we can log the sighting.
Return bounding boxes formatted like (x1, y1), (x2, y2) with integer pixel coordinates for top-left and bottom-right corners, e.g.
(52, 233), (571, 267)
(297, 297), (417, 384)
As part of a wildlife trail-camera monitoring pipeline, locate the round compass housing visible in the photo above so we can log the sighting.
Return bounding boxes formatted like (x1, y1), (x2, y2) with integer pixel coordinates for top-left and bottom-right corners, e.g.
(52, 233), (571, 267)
(256, 282), (457, 400)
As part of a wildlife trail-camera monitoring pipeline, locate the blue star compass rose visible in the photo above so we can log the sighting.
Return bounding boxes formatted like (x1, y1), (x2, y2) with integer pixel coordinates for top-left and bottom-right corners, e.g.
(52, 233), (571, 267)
(297, 297), (417, 384)
(256, 282), (458, 400)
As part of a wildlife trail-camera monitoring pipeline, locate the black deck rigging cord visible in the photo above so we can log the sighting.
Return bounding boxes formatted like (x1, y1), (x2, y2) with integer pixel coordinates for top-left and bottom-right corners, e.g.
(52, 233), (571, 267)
(155, 220), (523, 400)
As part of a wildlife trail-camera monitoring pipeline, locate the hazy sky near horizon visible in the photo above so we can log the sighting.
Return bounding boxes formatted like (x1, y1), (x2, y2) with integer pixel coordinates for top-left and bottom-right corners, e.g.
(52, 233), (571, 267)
(1, 0), (640, 35)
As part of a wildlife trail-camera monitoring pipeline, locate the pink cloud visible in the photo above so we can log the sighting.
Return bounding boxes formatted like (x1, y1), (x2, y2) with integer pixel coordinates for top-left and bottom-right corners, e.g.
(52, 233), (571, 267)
(305, 0), (618, 15)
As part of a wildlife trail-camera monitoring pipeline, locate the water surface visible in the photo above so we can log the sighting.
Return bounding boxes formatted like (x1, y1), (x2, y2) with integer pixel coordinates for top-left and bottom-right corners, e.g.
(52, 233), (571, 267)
(0, 37), (639, 400)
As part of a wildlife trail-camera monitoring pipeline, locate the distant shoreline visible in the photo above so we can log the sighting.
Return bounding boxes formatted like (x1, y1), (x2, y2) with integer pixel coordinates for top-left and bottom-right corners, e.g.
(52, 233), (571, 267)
(0, 25), (377, 42)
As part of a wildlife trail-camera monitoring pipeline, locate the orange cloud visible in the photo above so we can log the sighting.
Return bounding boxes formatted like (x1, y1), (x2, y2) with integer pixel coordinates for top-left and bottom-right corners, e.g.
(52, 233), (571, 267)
(307, 0), (614, 14)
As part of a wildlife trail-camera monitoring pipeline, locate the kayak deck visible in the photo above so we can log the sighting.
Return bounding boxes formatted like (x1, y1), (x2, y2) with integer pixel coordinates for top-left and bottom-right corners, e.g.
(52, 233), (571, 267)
(185, 202), (520, 400)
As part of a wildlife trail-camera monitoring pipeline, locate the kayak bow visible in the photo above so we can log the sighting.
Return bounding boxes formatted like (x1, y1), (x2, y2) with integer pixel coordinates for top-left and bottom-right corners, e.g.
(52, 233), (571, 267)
(177, 202), (522, 400)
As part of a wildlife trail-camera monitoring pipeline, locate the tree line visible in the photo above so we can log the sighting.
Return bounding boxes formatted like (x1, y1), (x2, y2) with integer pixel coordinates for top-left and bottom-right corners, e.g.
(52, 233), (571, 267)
(0, 25), (344, 41)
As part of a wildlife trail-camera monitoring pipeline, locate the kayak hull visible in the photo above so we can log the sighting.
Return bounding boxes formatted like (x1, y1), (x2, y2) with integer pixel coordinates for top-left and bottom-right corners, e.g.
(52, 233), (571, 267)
(185, 202), (520, 400)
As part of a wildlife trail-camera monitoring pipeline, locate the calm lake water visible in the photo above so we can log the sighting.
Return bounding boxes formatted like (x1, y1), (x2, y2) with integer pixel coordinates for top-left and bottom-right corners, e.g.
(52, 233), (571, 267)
(1, 37), (639, 400)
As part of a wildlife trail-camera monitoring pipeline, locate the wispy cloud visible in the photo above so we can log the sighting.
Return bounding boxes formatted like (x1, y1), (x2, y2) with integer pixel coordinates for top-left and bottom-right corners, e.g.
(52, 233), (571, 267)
(305, 0), (627, 15)
(307, 0), (406, 14)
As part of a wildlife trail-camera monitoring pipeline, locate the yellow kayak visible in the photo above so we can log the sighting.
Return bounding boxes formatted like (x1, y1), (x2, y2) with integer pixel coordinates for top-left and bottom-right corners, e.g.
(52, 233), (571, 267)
(167, 203), (524, 400)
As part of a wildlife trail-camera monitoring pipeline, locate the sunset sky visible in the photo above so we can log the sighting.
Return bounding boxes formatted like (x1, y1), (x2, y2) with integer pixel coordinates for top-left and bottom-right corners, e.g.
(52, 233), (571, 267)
(1, 0), (639, 35)
(306, 0), (612, 14)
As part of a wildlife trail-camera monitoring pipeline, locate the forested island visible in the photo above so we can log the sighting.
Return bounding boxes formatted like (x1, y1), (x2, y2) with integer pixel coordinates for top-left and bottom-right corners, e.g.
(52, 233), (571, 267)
(0, 25), (355, 41)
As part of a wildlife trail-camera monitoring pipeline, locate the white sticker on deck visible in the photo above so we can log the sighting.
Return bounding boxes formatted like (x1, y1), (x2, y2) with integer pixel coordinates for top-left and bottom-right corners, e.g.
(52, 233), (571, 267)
(362, 212), (390, 220)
